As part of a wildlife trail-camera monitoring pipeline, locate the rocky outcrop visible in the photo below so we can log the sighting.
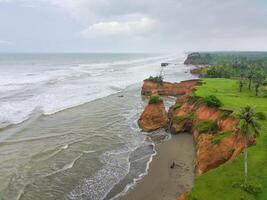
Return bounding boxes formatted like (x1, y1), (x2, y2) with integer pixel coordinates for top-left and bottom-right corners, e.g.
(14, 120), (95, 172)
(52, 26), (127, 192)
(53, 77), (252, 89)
(138, 79), (200, 133)
(141, 79), (201, 96)
(169, 102), (195, 134)
(184, 52), (211, 65)
(138, 102), (169, 132)
(161, 63), (169, 67)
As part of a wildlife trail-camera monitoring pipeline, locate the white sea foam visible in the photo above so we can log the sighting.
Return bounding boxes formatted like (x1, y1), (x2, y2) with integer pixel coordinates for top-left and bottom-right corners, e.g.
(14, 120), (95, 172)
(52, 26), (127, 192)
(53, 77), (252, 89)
(0, 53), (183, 127)
(67, 138), (152, 200)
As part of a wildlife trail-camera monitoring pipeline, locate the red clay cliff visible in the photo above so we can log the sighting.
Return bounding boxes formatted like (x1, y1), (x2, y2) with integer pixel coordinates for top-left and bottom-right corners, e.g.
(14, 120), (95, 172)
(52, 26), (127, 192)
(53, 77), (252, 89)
(141, 79), (201, 96)
(138, 101), (169, 132)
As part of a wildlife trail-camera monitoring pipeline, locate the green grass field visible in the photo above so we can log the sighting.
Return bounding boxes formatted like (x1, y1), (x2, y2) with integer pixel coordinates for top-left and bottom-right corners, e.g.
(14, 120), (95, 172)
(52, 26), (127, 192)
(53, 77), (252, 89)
(189, 78), (267, 200)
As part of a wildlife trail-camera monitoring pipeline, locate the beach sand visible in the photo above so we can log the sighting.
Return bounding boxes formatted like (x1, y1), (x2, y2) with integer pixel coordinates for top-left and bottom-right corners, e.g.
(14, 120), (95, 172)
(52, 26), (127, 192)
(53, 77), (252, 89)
(121, 133), (195, 200)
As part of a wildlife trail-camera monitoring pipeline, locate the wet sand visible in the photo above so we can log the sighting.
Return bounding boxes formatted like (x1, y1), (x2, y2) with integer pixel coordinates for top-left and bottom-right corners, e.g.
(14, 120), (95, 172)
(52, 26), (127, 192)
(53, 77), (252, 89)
(121, 133), (195, 200)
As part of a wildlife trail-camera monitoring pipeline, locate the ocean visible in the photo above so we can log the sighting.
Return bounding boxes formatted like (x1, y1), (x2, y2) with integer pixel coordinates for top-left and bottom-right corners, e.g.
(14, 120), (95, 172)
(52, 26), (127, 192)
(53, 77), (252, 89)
(0, 53), (196, 200)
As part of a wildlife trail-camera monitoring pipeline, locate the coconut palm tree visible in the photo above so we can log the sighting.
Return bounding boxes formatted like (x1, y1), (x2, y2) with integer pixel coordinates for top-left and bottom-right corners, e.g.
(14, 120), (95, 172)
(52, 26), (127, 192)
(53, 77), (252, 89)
(246, 66), (255, 90)
(239, 72), (245, 92)
(237, 106), (260, 184)
(252, 70), (265, 96)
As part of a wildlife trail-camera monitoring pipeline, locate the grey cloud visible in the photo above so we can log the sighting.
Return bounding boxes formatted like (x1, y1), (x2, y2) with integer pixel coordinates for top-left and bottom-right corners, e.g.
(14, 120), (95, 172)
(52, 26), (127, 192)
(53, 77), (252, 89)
(1, 0), (267, 52)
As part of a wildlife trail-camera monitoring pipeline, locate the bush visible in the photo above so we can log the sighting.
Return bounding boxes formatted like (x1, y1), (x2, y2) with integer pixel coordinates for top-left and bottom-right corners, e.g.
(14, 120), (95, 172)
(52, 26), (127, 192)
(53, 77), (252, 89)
(220, 112), (230, 120)
(212, 131), (232, 144)
(232, 182), (262, 196)
(196, 120), (218, 133)
(241, 183), (262, 195)
(188, 95), (202, 105)
(149, 95), (163, 104)
(145, 76), (163, 84)
(173, 116), (186, 124)
(173, 103), (181, 110)
(255, 112), (266, 120)
(173, 112), (195, 124)
(204, 95), (223, 107)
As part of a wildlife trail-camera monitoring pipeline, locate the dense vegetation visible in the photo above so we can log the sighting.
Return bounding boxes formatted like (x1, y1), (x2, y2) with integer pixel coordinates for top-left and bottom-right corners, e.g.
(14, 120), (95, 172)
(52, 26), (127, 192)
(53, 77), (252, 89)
(186, 52), (212, 65)
(196, 120), (218, 133)
(145, 75), (163, 83)
(189, 78), (267, 200)
(193, 52), (267, 97)
(204, 95), (223, 107)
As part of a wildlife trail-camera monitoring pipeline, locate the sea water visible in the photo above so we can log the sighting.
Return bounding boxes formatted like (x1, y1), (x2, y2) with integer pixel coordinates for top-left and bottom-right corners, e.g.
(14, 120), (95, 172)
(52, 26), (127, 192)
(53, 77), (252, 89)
(0, 53), (196, 200)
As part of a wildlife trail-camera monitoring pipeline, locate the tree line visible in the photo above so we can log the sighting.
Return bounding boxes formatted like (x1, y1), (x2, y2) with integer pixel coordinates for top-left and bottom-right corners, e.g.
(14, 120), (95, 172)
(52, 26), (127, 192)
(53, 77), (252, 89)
(204, 57), (267, 96)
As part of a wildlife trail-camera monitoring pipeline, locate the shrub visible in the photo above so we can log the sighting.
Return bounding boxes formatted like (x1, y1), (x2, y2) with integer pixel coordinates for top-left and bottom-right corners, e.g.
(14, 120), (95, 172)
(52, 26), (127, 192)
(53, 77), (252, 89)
(196, 120), (218, 133)
(145, 76), (163, 84)
(149, 95), (163, 104)
(173, 112), (195, 124)
(212, 131), (232, 144)
(255, 112), (266, 120)
(188, 95), (202, 105)
(241, 183), (262, 195)
(232, 182), (262, 196)
(204, 95), (223, 107)
(173, 116), (186, 124)
(173, 103), (181, 110)
(220, 112), (230, 120)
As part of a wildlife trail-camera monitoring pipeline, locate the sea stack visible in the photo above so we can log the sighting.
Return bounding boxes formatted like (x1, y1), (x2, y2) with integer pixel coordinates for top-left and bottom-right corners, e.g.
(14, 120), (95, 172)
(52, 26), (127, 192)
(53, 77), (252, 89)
(138, 96), (169, 132)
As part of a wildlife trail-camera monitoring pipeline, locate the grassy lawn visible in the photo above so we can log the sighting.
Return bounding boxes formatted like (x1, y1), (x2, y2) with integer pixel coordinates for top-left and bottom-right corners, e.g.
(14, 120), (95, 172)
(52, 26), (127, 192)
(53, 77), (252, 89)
(189, 78), (267, 200)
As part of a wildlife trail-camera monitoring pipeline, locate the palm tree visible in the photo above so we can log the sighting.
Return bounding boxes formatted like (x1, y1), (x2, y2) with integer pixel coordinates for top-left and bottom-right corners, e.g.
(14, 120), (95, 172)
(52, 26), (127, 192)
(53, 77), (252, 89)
(239, 72), (245, 92)
(246, 66), (254, 90)
(252, 71), (265, 96)
(237, 106), (260, 184)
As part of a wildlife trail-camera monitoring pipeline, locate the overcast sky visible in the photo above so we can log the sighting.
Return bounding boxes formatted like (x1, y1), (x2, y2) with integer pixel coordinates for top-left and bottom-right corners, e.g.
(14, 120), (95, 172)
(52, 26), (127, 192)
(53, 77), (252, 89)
(1, 0), (267, 53)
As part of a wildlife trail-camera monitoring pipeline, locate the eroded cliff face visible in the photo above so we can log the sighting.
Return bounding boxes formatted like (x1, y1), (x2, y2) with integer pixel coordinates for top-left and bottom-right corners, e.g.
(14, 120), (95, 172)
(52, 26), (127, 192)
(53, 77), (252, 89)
(139, 79), (251, 174)
(138, 78), (254, 200)
(138, 80), (201, 133)
(169, 100), (254, 175)
(138, 101), (169, 132)
(141, 80), (201, 97)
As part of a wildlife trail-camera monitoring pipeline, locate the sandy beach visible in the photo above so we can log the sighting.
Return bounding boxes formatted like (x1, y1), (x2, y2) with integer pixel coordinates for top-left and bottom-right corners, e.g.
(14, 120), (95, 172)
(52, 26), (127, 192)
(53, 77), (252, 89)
(121, 133), (195, 200)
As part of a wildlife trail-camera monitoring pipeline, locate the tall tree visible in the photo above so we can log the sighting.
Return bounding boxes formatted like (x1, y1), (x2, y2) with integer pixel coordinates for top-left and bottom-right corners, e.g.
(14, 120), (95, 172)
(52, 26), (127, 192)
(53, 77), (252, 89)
(246, 65), (254, 90)
(237, 106), (260, 184)
(252, 70), (265, 96)
(239, 72), (245, 92)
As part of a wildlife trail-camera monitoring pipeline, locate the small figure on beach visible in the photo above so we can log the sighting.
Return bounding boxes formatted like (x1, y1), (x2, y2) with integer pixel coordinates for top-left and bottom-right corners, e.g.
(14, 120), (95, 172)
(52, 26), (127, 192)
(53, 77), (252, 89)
(170, 161), (176, 169)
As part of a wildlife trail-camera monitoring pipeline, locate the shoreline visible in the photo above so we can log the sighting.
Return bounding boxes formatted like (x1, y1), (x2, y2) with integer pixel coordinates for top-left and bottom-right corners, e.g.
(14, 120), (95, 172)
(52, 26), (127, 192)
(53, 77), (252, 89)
(121, 134), (195, 200)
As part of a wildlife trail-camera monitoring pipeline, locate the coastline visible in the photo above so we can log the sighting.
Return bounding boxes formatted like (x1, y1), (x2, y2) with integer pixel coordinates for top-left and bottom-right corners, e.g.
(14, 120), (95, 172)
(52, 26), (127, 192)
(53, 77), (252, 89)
(121, 134), (195, 200)
(117, 63), (200, 200)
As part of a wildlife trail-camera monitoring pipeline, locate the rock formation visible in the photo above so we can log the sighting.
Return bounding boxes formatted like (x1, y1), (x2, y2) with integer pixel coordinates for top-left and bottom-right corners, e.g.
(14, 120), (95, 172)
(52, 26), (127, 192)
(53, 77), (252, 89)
(141, 79), (201, 96)
(139, 78), (252, 174)
(138, 101), (169, 132)
(169, 100), (254, 175)
(184, 52), (211, 65)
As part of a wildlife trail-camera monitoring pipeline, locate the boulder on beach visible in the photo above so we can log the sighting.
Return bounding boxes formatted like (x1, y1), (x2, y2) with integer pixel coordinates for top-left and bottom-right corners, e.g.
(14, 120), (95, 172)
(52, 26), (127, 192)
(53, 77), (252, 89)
(161, 63), (169, 67)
